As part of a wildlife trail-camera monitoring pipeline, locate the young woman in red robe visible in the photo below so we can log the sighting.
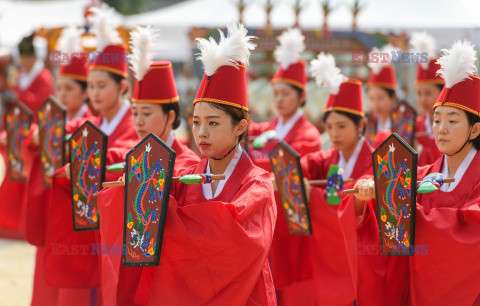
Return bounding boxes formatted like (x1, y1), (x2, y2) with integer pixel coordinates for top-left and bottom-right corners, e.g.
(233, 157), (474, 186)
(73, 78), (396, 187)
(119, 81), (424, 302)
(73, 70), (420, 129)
(101, 23), (276, 305)
(0, 33), (54, 237)
(96, 26), (200, 305)
(339, 40), (480, 305)
(410, 32), (444, 166)
(275, 52), (373, 305)
(247, 29), (320, 300)
(365, 45), (399, 147)
(42, 5), (138, 305)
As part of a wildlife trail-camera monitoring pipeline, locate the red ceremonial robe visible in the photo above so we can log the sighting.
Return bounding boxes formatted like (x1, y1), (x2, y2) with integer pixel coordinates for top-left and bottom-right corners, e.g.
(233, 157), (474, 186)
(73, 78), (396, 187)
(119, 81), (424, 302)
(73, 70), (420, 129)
(43, 109), (137, 290)
(104, 151), (277, 305)
(96, 137), (200, 305)
(338, 151), (480, 305)
(249, 115), (321, 297)
(146, 152), (276, 305)
(415, 113), (441, 166)
(278, 140), (374, 305)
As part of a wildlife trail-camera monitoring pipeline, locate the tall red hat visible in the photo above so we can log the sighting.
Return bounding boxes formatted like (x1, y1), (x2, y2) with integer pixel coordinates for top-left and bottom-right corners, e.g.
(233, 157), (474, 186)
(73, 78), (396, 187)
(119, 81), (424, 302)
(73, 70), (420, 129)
(89, 44), (128, 78)
(409, 32), (444, 85)
(367, 65), (397, 90)
(311, 52), (364, 117)
(129, 26), (178, 104)
(132, 61), (178, 104)
(88, 4), (127, 78)
(193, 23), (256, 111)
(58, 53), (89, 82)
(367, 45), (398, 90)
(434, 41), (480, 117)
(271, 28), (307, 90)
(415, 58), (444, 85)
(56, 26), (89, 82)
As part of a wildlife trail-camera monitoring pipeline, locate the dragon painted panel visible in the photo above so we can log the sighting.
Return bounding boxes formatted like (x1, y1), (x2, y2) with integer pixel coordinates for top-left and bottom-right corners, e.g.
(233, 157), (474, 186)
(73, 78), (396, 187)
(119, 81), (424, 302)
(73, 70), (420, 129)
(37, 97), (66, 188)
(391, 101), (417, 146)
(5, 101), (32, 182)
(270, 141), (312, 235)
(373, 133), (417, 255)
(69, 121), (107, 231)
(123, 133), (176, 267)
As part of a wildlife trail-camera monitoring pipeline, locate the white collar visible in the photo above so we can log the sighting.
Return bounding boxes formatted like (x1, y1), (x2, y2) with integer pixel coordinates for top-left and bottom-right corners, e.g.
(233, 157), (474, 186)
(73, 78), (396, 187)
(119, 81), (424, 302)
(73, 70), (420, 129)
(202, 145), (243, 200)
(440, 146), (477, 192)
(99, 99), (130, 136)
(67, 104), (88, 123)
(338, 137), (365, 179)
(18, 59), (44, 90)
(275, 108), (303, 140)
(166, 131), (175, 147)
(424, 113), (434, 139)
(377, 117), (392, 132)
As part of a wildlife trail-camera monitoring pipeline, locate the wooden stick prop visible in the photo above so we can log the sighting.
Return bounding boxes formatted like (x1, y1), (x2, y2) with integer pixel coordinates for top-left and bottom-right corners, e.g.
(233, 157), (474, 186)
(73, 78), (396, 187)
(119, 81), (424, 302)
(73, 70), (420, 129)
(343, 176), (454, 194)
(269, 141), (312, 235)
(391, 101), (417, 147)
(123, 133), (175, 267)
(102, 174), (226, 188)
(69, 120), (107, 231)
(37, 96), (66, 188)
(309, 178), (354, 186)
(5, 100), (32, 182)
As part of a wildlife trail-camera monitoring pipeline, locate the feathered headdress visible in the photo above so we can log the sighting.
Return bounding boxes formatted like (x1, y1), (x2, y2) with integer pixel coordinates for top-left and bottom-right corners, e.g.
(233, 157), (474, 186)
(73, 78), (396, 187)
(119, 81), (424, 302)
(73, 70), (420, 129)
(88, 3), (122, 51)
(196, 22), (256, 76)
(436, 40), (477, 88)
(128, 26), (161, 81)
(410, 32), (437, 70)
(310, 52), (347, 95)
(274, 28), (305, 70)
(57, 25), (84, 55)
(367, 44), (399, 75)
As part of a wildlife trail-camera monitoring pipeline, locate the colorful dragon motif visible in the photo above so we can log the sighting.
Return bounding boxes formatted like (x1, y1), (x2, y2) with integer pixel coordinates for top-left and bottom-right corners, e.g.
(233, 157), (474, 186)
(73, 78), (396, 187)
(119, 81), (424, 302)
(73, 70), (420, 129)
(127, 142), (164, 258)
(271, 148), (309, 232)
(6, 107), (30, 179)
(377, 143), (412, 250)
(38, 103), (64, 183)
(72, 128), (101, 226)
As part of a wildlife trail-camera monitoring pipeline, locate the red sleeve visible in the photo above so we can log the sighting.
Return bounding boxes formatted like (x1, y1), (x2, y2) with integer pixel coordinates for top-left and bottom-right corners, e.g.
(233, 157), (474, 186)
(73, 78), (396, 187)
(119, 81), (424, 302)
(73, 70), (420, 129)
(249, 121), (273, 137)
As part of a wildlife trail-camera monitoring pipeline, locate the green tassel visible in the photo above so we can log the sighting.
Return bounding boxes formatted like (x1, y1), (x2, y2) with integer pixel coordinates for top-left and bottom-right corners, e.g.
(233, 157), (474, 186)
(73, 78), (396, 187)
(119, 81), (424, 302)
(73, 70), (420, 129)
(179, 174), (203, 184)
(107, 163), (125, 172)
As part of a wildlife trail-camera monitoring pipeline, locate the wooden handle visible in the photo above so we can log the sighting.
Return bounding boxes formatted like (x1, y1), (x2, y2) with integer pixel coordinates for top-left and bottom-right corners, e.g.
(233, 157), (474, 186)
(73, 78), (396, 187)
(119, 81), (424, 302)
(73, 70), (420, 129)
(309, 178), (353, 186)
(102, 181), (124, 188)
(342, 177), (455, 195)
(342, 188), (358, 194)
(102, 174), (227, 188)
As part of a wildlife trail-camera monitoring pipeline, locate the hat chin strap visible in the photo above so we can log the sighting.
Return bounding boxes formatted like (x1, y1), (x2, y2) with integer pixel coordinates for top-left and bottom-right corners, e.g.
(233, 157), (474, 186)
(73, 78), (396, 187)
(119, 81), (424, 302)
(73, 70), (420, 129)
(211, 141), (240, 161)
(446, 129), (472, 157)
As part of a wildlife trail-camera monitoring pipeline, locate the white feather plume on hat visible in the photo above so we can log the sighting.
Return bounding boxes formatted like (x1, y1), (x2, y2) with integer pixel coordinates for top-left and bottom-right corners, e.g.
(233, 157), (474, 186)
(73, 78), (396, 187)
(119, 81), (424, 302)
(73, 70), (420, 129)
(310, 52), (347, 95)
(88, 3), (122, 52)
(128, 26), (160, 81)
(195, 22), (256, 77)
(436, 40), (477, 89)
(367, 44), (399, 75)
(274, 28), (305, 70)
(57, 25), (84, 55)
(410, 32), (437, 70)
